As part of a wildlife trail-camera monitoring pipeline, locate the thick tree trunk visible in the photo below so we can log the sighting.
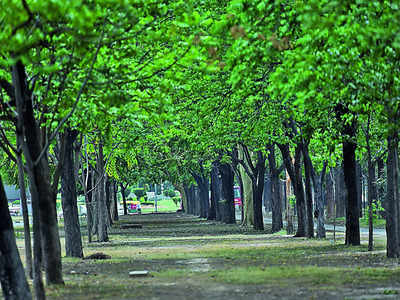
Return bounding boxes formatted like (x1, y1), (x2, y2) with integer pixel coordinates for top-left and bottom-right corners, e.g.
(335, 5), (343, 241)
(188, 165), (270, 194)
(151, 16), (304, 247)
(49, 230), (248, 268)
(13, 61), (63, 285)
(263, 175), (272, 212)
(208, 165), (219, 221)
(15, 143), (32, 278)
(193, 173), (209, 219)
(96, 142), (108, 242)
(303, 150), (314, 238)
(343, 137), (361, 246)
(0, 175), (32, 300)
(219, 163), (235, 224)
(385, 133), (400, 257)
(61, 128), (83, 258)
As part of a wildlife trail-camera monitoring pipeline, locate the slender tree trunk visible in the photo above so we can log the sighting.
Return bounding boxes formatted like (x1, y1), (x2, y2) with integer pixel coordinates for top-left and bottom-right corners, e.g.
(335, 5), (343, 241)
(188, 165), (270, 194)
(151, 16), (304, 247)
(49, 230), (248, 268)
(112, 182), (119, 221)
(61, 128), (83, 258)
(13, 61), (63, 285)
(367, 159), (376, 251)
(96, 142), (108, 242)
(278, 143), (307, 237)
(219, 163), (235, 224)
(15, 141), (32, 279)
(356, 162), (363, 218)
(105, 177), (112, 226)
(326, 170), (334, 219)
(208, 165), (218, 221)
(315, 166), (327, 238)
(120, 184), (128, 215)
(343, 135), (361, 246)
(0, 176), (33, 300)
(385, 133), (400, 257)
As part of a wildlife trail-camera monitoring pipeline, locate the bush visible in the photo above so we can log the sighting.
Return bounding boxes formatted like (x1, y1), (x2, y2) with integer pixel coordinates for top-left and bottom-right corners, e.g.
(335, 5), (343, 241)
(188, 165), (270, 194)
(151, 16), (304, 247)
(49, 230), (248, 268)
(164, 189), (176, 198)
(172, 196), (181, 207)
(133, 188), (146, 198)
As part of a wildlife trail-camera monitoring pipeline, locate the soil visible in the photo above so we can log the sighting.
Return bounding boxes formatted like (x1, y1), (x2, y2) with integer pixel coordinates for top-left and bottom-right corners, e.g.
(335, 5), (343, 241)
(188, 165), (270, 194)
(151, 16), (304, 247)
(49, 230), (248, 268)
(46, 213), (400, 300)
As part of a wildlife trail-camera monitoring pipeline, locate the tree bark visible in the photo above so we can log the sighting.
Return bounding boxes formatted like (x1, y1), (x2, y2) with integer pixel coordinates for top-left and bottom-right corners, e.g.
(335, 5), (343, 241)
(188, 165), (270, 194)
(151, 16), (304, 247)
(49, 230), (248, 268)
(112, 181), (119, 221)
(15, 140), (32, 278)
(96, 141), (108, 242)
(343, 135), (361, 246)
(208, 164), (219, 221)
(61, 128), (83, 258)
(385, 133), (400, 257)
(13, 61), (63, 284)
(303, 147), (314, 238)
(192, 172), (209, 219)
(0, 175), (32, 300)
(268, 145), (283, 232)
(120, 183), (128, 215)
(218, 163), (236, 224)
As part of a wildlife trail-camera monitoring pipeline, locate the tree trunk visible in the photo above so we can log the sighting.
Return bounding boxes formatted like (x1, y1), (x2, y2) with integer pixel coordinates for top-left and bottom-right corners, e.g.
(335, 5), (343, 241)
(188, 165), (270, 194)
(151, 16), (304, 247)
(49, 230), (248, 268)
(120, 184), (128, 215)
(208, 164), (219, 221)
(193, 173), (209, 219)
(315, 166), (327, 238)
(303, 148), (314, 238)
(105, 177), (112, 226)
(0, 175), (32, 300)
(219, 163), (235, 224)
(61, 128), (83, 258)
(367, 159), (376, 251)
(343, 137), (361, 246)
(15, 141), (32, 278)
(13, 61), (63, 285)
(385, 133), (400, 257)
(96, 142), (108, 242)
(278, 143), (307, 237)
(112, 182), (119, 221)
(356, 162), (363, 218)
(326, 170), (334, 219)
(248, 151), (265, 231)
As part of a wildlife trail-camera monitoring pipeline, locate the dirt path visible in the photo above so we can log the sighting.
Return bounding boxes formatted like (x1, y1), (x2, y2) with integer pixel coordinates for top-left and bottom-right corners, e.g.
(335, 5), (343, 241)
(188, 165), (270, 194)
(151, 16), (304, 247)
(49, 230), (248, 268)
(47, 213), (400, 300)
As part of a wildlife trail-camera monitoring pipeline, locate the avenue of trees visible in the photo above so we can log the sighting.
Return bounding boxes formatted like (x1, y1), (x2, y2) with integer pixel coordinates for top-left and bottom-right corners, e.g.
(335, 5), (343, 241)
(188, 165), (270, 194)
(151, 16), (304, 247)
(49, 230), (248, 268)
(0, 0), (399, 299)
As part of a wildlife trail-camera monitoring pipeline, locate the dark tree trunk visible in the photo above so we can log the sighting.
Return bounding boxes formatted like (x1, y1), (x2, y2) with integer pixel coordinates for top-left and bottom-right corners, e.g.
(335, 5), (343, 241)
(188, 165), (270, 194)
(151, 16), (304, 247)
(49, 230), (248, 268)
(193, 173), (209, 219)
(105, 177), (112, 226)
(208, 164), (220, 221)
(367, 160), (377, 251)
(278, 143), (307, 236)
(335, 167), (346, 218)
(0, 175), (32, 300)
(356, 162), (363, 218)
(385, 133), (400, 257)
(219, 163), (235, 224)
(268, 145), (283, 233)
(315, 165), (327, 239)
(61, 128), (83, 258)
(96, 142), (108, 242)
(377, 158), (385, 208)
(120, 184), (128, 215)
(15, 141), (32, 278)
(112, 182), (119, 221)
(85, 168), (93, 243)
(13, 61), (63, 284)
(303, 149), (314, 238)
(343, 135), (361, 246)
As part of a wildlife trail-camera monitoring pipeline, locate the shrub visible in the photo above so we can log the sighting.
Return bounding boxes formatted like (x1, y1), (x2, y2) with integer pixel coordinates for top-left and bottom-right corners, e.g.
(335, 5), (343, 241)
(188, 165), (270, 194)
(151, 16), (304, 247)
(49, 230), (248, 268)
(172, 196), (181, 207)
(164, 189), (176, 198)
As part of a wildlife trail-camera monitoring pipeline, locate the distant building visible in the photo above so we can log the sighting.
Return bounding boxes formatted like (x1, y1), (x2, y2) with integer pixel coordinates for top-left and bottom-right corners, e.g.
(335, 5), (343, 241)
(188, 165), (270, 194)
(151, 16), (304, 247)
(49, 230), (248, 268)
(5, 185), (32, 215)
